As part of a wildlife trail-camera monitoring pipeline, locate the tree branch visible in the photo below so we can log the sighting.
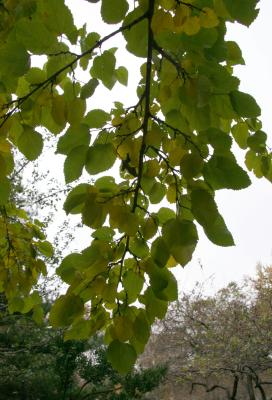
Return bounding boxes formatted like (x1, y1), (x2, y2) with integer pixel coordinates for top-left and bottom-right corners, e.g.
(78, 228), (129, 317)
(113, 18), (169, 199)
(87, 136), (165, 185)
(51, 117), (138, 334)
(0, 11), (149, 129)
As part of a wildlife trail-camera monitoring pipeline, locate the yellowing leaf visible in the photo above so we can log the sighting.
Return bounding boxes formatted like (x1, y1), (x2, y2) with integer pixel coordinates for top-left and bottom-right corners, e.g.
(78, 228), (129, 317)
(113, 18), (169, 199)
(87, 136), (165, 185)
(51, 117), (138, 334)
(200, 8), (219, 29)
(109, 206), (139, 236)
(158, 0), (175, 10)
(182, 16), (201, 36)
(66, 98), (86, 125)
(51, 95), (67, 127)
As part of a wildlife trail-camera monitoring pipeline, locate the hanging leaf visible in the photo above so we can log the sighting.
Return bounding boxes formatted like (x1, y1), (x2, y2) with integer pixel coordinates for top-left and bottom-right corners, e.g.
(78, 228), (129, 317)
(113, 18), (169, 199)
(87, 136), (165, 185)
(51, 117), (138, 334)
(49, 294), (84, 328)
(90, 51), (117, 89)
(191, 189), (234, 246)
(17, 126), (43, 161)
(204, 154), (251, 190)
(223, 0), (259, 26)
(84, 109), (110, 128)
(85, 143), (116, 174)
(162, 218), (198, 266)
(230, 91), (261, 118)
(0, 41), (30, 79)
(64, 145), (88, 183)
(57, 124), (90, 155)
(101, 0), (129, 24)
(107, 340), (137, 373)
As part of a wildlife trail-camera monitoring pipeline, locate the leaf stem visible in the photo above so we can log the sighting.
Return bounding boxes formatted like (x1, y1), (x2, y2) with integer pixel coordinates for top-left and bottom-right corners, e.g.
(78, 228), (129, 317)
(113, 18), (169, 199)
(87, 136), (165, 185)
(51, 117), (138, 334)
(0, 11), (149, 129)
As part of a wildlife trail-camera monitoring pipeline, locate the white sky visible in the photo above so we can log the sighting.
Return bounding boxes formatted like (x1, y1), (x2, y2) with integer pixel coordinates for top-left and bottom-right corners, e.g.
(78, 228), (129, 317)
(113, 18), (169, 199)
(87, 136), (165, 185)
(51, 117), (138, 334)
(62, 0), (272, 293)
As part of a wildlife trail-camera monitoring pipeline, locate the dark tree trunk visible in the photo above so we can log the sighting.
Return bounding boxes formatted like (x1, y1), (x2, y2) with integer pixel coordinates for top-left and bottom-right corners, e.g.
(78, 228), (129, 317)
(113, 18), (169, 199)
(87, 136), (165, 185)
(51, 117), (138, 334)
(246, 375), (256, 400)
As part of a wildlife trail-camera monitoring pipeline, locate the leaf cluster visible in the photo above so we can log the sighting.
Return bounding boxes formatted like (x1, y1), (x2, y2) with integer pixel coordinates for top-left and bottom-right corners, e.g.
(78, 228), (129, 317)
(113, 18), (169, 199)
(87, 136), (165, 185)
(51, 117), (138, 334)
(0, 0), (270, 372)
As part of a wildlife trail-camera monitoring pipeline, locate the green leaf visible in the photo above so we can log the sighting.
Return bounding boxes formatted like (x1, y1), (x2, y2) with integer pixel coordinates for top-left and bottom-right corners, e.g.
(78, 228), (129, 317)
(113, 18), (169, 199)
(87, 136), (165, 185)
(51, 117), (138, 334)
(146, 259), (178, 301)
(84, 109), (110, 128)
(64, 319), (93, 341)
(95, 176), (117, 192)
(37, 0), (75, 37)
(92, 227), (115, 241)
(149, 182), (166, 204)
(66, 98), (86, 125)
(140, 287), (168, 322)
(226, 41), (245, 65)
(64, 145), (88, 183)
(230, 91), (261, 118)
(247, 131), (267, 153)
(123, 270), (144, 302)
(49, 294), (84, 328)
(180, 153), (204, 179)
(151, 237), (170, 268)
(205, 128), (232, 155)
(110, 206), (139, 236)
(85, 143), (116, 174)
(101, 0), (129, 24)
(17, 126), (43, 161)
(116, 66), (128, 86)
(57, 124), (90, 155)
(133, 310), (150, 344)
(0, 40), (30, 78)
(57, 253), (87, 284)
(80, 78), (99, 99)
(204, 154), (251, 190)
(82, 195), (106, 229)
(223, 0), (259, 26)
(157, 208), (176, 225)
(32, 305), (44, 325)
(90, 51), (117, 89)
(36, 241), (54, 257)
(231, 122), (249, 149)
(122, 8), (148, 57)
(162, 218), (198, 266)
(0, 177), (11, 205)
(64, 184), (90, 214)
(129, 237), (149, 258)
(209, 94), (236, 119)
(191, 189), (234, 246)
(15, 17), (57, 54)
(142, 217), (158, 240)
(107, 340), (137, 373)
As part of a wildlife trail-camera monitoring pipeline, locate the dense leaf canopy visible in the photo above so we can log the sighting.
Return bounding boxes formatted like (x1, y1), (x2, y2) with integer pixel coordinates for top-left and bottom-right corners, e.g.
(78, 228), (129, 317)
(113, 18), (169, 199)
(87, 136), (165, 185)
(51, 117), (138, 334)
(0, 0), (271, 372)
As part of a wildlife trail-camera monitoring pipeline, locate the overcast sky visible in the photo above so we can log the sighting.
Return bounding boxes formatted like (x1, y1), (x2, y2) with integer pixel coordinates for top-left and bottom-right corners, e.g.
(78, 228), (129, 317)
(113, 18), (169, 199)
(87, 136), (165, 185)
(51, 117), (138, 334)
(64, 0), (272, 293)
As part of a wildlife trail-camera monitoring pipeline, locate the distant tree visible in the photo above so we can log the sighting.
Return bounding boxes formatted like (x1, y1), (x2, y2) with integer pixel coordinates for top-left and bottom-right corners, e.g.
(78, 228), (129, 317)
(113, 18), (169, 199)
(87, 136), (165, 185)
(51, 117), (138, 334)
(141, 266), (272, 400)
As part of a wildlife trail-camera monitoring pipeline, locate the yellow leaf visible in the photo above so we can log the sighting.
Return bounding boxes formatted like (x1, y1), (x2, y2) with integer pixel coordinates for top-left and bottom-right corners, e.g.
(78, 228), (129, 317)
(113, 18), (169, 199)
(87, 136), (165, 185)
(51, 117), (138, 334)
(51, 95), (67, 126)
(166, 184), (177, 203)
(182, 16), (201, 36)
(158, 0), (175, 11)
(166, 255), (178, 268)
(158, 85), (172, 103)
(173, 4), (191, 32)
(152, 10), (174, 34)
(67, 98), (86, 125)
(144, 159), (160, 178)
(200, 7), (219, 28)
